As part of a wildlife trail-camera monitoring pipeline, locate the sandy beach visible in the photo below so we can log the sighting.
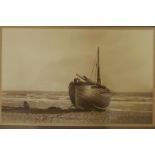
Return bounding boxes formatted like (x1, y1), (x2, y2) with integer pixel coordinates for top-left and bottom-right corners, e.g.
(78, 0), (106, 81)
(1, 91), (152, 126)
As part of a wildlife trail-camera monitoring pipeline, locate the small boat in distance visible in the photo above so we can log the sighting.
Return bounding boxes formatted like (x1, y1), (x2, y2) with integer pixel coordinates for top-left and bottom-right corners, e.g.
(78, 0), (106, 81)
(69, 47), (111, 110)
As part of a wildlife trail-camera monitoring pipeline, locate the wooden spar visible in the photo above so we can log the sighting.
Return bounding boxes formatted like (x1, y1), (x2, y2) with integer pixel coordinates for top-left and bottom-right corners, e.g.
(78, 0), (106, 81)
(76, 74), (85, 81)
(76, 74), (94, 84)
(97, 47), (101, 85)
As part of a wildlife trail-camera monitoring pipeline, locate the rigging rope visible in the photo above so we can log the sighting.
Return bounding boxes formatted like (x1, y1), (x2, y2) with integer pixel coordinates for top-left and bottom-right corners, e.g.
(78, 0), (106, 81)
(90, 58), (97, 81)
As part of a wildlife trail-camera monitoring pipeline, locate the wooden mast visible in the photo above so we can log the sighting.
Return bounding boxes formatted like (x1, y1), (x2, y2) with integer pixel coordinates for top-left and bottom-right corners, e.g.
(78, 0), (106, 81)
(97, 47), (101, 84)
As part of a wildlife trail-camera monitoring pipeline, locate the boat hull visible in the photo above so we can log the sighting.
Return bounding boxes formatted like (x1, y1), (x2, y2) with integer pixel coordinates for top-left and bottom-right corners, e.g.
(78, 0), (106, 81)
(69, 82), (111, 110)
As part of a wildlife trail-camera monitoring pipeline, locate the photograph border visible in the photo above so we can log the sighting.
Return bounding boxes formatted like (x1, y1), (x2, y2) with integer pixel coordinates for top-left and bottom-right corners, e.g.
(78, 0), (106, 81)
(0, 26), (154, 129)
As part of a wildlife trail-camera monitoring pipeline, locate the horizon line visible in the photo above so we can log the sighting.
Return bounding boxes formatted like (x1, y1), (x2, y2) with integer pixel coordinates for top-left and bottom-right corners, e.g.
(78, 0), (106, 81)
(1, 90), (153, 93)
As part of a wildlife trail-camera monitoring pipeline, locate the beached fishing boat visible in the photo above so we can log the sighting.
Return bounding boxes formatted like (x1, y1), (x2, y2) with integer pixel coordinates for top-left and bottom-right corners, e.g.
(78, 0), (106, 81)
(69, 47), (111, 110)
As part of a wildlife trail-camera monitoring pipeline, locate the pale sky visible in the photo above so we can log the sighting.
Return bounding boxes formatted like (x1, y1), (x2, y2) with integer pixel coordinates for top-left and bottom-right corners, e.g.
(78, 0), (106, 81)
(2, 28), (153, 92)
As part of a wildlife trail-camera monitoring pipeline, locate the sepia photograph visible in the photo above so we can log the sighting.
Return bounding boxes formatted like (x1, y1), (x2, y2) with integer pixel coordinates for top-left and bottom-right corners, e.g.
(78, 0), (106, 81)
(0, 27), (154, 127)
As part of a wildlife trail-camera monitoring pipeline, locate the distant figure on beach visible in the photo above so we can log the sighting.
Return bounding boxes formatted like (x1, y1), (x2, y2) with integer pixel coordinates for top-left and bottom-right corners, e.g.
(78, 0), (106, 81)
(23, 101), (30, 110)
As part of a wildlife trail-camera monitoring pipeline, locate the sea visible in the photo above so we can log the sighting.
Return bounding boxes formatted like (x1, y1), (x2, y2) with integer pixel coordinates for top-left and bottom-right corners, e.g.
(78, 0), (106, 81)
(1, 91), (153, 126)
